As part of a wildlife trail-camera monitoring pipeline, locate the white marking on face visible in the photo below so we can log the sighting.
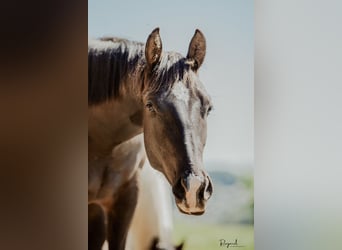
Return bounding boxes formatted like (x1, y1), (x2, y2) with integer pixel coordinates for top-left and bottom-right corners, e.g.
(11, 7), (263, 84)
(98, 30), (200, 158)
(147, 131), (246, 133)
(185, 173), (204, 208)
(171, 81), (190, 103)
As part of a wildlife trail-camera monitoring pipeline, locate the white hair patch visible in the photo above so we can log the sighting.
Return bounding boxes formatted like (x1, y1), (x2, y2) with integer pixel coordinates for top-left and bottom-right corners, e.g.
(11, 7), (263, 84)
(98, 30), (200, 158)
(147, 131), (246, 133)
(171, 81), (190, 103)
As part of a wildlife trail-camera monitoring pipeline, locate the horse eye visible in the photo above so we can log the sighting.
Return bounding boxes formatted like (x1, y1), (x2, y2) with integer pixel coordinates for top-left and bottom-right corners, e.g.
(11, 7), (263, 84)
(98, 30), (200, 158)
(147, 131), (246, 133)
(145, 102), (155, 112)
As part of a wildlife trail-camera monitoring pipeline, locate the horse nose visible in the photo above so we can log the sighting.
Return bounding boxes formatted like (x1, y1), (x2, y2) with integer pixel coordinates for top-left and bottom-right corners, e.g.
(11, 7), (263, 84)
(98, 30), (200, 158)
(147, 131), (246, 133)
(172, 171), (213, 214)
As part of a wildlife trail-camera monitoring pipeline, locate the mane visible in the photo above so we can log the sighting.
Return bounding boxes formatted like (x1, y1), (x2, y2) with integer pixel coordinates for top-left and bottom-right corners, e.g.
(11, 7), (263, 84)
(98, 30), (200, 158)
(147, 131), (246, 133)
(88, 37), (192, 105)
(88, 37), (144, 105)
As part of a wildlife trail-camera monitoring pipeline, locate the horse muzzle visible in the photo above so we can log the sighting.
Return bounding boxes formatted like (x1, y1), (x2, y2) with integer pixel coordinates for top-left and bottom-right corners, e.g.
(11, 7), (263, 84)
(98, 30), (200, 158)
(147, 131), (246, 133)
(172, 171), (213, 215)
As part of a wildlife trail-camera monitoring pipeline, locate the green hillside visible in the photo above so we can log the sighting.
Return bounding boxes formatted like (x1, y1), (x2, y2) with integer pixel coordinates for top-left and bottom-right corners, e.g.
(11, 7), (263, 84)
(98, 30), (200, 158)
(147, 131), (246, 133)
(173, 222), (254, 250)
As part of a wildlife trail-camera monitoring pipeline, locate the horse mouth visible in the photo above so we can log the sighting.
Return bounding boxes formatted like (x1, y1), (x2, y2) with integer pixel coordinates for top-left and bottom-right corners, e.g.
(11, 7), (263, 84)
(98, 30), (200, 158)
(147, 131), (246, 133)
(175, 198), (205, 216)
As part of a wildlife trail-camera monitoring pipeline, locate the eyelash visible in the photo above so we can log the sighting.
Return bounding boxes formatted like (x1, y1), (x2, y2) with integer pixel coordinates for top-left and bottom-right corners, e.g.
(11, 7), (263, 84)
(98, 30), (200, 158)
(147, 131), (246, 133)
(145, 102), (155, 112)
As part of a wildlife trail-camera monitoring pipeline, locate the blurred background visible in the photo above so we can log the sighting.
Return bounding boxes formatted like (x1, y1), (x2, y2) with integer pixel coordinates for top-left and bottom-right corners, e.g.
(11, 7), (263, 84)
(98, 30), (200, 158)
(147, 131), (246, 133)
(255, 1), (342, 250)
(89, 0), (254, 249)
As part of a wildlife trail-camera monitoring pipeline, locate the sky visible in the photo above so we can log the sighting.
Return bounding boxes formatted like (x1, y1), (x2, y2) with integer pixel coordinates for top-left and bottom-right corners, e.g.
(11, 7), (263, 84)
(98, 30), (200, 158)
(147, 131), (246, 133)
(88, 0), (254, 168)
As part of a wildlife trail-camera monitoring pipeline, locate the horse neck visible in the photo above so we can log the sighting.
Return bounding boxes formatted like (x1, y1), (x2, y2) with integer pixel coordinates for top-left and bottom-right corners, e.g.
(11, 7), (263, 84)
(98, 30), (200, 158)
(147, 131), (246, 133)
(88, 39), (146, 154)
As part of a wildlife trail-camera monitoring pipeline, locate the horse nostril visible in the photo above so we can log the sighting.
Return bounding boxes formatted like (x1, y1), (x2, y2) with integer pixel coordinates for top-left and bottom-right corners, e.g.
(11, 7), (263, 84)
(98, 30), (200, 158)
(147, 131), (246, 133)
(203, 176), (213, 200)
(172, 177), (186, 200)
(180, 176), (190, 192)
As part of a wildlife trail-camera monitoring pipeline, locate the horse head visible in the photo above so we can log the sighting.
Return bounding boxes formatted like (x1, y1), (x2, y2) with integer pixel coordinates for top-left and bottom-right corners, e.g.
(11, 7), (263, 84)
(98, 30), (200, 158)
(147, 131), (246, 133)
(142, 28), (213, 215)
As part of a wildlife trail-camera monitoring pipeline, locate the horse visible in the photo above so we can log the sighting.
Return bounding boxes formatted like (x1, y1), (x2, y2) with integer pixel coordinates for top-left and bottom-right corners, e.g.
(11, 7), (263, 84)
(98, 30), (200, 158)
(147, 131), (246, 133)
(99, 151), (183, 250)
(88, 134), (145, 250)
(88, 28), (213, 250)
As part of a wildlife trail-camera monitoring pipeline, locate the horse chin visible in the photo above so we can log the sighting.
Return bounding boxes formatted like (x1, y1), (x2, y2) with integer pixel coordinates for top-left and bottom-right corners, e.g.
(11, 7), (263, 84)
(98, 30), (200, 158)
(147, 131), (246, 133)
(175, 199), (205, 216)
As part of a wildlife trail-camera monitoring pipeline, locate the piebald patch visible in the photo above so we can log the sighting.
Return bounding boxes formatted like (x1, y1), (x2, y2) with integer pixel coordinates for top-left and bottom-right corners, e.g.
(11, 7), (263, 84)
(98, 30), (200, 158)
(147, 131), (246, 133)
(171, 81), (190, 103)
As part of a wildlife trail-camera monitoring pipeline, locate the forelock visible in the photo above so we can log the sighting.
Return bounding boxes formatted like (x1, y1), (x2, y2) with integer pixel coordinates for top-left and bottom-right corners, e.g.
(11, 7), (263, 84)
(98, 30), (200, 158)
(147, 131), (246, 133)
(145, 52), (195, 95)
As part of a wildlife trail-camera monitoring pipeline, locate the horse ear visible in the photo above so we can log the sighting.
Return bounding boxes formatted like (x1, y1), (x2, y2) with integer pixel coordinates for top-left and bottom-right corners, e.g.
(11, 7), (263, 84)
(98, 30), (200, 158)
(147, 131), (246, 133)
(187, 29), (206, 71)
(145, 28), (163, 68)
